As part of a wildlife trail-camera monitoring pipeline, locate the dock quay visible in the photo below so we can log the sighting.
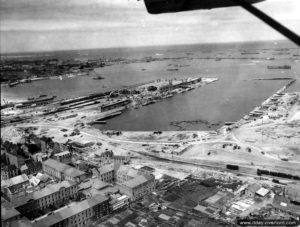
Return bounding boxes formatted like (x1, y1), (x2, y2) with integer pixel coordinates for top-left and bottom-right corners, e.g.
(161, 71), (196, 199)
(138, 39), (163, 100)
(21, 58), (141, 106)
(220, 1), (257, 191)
(2, 77), (218, 125)
(96, 111), (123, 120)
(56, 77), (212, 114)
(100, 99), (130, 112)
(89, 120), (107, 125)
(15, 96), (57, 108)
(219, 79), (298, 133)
(122, 80), (156, 89)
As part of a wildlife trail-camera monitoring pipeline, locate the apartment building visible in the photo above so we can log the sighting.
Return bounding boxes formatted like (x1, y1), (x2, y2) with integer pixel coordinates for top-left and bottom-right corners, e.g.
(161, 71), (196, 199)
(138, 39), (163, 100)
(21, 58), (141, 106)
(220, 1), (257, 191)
(118, 174), (155, 201)
(42, 159), (86, 183)
(115, 165), (155, 201)
(11, 181), (78, 218)
(33, 195), (110, 227)
(1, 202), (21, 227)
(115, 165), (139, 184)
(53, 151), (71, 164)
(34, 181), (78, 210)
(1, 174), (30, 201)
(1, 165), (19, 181)
(97, 164), (115, 184)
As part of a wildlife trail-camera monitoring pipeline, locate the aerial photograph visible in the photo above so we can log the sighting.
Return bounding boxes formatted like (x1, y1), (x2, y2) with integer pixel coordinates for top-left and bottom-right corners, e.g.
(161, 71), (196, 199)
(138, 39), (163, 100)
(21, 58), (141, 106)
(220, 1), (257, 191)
(1, 0), (299, 226)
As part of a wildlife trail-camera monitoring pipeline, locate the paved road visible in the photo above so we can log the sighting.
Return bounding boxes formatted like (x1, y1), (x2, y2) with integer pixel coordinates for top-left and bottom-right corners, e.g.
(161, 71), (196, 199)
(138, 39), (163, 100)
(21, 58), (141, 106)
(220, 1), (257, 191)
(17, 123), (231, 145)
(17, 122), (300, 168)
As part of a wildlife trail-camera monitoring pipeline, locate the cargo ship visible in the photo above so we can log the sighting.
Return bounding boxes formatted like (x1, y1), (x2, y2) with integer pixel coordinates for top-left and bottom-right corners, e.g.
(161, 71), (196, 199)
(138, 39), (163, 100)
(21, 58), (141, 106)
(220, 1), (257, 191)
(17, 96), (57, 108)
(90, 120), (107, 125)
(142, 100), (156, 106)
(93, 76), (104, 80)
(20, 78), (32, 83)
(27, 94), (48, 101)
(97, 111), (122, 121)
(267, 65), (291, 69)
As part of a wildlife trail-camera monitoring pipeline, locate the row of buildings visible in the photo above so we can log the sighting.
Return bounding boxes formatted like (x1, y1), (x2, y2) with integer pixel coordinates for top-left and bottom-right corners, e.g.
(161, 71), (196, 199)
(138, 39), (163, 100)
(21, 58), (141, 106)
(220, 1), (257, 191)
(2, 151), (155, 227)
(42, 158), (155, 201)
(1, 133), (156, 227)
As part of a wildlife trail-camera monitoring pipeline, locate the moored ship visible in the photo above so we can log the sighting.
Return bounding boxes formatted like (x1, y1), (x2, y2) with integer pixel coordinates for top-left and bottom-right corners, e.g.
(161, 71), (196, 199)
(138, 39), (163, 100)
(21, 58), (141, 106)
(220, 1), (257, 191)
(8, 81), (20, 87)
(267, 65), (291, 69)
(93, 75), (105, 80)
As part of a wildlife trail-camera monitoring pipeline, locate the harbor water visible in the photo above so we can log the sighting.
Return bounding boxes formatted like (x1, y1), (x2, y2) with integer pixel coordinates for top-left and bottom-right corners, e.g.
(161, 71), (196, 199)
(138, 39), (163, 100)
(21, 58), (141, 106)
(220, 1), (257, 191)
(1, 41), (299, 131)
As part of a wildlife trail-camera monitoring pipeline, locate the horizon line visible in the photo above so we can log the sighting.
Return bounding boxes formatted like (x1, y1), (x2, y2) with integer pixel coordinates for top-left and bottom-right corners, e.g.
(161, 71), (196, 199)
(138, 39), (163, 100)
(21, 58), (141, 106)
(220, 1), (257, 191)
(0, 39), (292, 56)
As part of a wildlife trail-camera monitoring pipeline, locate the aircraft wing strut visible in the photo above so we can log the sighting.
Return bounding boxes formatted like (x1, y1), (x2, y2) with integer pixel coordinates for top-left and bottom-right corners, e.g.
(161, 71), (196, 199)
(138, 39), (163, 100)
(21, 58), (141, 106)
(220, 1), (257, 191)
(232, 0), (300, 46)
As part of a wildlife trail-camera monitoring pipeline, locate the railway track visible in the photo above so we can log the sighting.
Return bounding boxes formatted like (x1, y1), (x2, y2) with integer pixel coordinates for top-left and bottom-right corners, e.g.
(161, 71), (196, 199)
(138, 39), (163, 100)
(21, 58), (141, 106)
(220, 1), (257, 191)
(135, 151), (299, 182)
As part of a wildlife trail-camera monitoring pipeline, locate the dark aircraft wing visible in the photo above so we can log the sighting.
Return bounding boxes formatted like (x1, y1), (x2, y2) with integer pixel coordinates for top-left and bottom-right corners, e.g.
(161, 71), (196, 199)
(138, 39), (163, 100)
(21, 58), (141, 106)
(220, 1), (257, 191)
(143, 0), (265, 14)
(144, 0), (300, 47)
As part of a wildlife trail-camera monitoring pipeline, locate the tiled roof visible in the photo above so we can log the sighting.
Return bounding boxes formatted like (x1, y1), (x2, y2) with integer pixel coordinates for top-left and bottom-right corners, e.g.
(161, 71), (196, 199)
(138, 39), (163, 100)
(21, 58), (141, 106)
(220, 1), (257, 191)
(33, 181), (76, 200)
(43, 159), (85, 178)
(246, 183), (261, 193)
(98, 164), (114, 174)
(43, 159), (69, 172)
(35, 173), (50, 182)
(33, 195), (108, 226)
(64, 167), (85, 178)
(11, 218), (41, 227)
(89, 186), (119, 197)
(79, 178), (108, 191)
(11, 193), (34, 208)
(1, 203), (20, 221)
(2, 174), (29, 188)
(122, 174), (153, 189)
(116, 165), (139, 178)
(20, 165), (28, 171)
(256, 188), (269, 197)
(54, 151), (70, 157)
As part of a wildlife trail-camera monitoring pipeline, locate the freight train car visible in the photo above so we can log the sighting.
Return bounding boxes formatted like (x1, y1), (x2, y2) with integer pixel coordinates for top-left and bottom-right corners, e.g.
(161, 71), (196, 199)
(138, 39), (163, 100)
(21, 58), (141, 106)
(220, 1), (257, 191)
(257, 169), (300, 181)
(226, 164), (239, 170)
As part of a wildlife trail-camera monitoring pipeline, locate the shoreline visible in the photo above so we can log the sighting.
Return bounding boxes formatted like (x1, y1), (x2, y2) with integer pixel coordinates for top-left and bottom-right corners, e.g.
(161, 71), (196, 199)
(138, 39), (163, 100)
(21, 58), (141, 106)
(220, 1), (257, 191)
(218, 79), (297, 133)
(1, 77), (218, 127)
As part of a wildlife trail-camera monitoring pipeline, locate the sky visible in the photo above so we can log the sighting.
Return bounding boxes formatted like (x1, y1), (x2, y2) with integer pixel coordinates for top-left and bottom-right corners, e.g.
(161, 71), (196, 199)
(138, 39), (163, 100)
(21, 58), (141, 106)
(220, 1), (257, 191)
(0, 0), (300, 53)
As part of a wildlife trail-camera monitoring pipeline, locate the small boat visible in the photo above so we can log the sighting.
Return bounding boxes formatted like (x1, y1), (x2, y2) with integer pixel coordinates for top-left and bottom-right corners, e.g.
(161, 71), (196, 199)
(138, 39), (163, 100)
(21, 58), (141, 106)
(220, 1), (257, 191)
(8, 81), (20, 87)
(92, 121), (107, 124)
(224, 122), (235, 126)
(93, 76), (104, 80)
